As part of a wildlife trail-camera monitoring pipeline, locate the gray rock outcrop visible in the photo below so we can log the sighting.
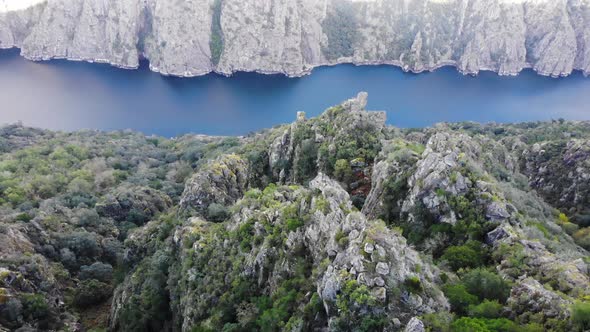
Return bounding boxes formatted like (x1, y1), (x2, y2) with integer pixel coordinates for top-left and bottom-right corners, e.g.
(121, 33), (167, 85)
(179, 154), (248, 215)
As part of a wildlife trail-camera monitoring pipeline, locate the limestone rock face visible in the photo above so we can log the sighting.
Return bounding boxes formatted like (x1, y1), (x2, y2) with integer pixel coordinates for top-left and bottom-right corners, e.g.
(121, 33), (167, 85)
(402, 132), (481, 226)
(142, 0), (215, 76)
(2, 0), (589, 77)
(179, 154), (248, 216)
(304, 174), (448, 324)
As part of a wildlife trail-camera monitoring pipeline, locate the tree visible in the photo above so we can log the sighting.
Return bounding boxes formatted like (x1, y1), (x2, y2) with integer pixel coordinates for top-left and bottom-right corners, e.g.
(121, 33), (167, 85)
(468, 300), (503, 319)
(294, 139), (317, 182)
(462, 268), (511, 303)
(573, 228), (590, 250)
(73, 279), (112, 308)
(79, 262), (113, 282)
(441, 244), (483, 271)
(334, 159), (352, 183)
(22, 294), (49, 320)
(571, 301), (590, 331)
(207, 203), (230, 222)
(450, 317), (490, 332)
(443, 284), (479, 315)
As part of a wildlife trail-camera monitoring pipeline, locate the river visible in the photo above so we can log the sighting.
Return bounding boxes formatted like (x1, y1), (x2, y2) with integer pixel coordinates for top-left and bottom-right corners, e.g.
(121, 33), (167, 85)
(1, 48), (589, 137)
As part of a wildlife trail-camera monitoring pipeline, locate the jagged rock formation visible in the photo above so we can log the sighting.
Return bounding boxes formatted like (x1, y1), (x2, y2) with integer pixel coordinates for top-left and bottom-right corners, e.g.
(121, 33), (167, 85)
(1, 93), (590, 331)
(179, 154), (248, 216)
(1, 0), (590, 77)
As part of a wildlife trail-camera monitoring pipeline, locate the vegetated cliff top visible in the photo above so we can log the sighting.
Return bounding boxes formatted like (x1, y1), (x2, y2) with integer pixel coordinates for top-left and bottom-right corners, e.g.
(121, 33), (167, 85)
(1, 0), (589, 78)
(1, 93), (590, 331)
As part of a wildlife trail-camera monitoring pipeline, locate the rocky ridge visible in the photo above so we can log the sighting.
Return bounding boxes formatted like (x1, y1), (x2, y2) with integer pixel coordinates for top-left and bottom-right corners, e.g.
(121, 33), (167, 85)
(0, 93), (589, 331)
(1, 0), (590, 78)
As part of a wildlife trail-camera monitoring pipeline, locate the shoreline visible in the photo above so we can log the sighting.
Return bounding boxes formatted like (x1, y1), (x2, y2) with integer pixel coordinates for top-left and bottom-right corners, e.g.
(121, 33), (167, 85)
(1, 46), (588, 79)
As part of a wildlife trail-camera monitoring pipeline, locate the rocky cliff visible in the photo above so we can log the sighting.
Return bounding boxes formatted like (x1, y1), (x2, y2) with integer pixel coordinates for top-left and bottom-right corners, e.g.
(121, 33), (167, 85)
(1, 0), (589, 78)
(1, 94), (590, 331)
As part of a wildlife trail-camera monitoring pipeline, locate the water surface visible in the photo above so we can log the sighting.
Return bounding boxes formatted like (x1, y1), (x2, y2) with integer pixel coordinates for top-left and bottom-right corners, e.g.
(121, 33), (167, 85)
(1, 48), (589, 137)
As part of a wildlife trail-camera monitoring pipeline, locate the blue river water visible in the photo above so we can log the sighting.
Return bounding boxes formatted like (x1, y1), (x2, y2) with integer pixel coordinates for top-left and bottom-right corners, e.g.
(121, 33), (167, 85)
(1, 48), (589, 137)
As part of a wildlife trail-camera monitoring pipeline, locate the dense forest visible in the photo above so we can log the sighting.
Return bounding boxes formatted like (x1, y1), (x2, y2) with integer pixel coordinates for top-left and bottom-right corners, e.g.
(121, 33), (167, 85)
(1, 93), (589, 332)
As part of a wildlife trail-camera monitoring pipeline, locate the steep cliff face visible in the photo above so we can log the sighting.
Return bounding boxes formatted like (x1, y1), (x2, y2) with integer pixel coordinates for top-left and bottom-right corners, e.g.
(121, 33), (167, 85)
(1, 0), (589, 77)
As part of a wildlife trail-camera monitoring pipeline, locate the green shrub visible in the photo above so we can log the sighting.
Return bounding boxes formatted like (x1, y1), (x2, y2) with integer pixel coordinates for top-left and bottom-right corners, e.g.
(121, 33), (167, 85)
(571, 301), (590, 331)
(294, 139), (318, 182)
(491, 243), (527, 279)
(404, 276), (423, 294)
(519, 323), (544, 332)
(468, 300), (503, 319)
(74, 279), (112, 308)
(5, 186), (26, 206)
(58, 231), (102, 265)
(450, 317), (489, 332)
(443, 284), (479, 315)
(462, 268), (511, 303)
(333, 279), (385, 331)
(447, 194), (491, 242)
(561, 221), (580, 236)
(79, 262), (113, 282)
(358, 315), (387, 331)
(440, 243), (484, 271)
(380, 173), (411, 223)
(351, 194), (365, 210)
(303, 293), (323, 320)
(22, 293), (49, 319)
(451, 317), (524, 332)
(451, 317), (533, 332)
(15, 212), (33, 222)
(421, 311), (453, 332)
(483, 318), (521, 332)
(558, 212), (569, 224)
(127, 208), (149, 225)
(335, 230), (349, 247)
(285, 218), (304, 232)
(117, 221), (137, 240)
(573, 228), (590, 250)
(244, 188), (262, 200)
(119, 251), (172, 332)
(334, 159), (352, 182)
(236, 221), (255, 251)
(207, 203), (230, 222)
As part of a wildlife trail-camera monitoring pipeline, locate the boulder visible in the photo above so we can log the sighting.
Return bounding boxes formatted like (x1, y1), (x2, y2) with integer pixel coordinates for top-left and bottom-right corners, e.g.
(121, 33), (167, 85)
(404, 317), (425, 332)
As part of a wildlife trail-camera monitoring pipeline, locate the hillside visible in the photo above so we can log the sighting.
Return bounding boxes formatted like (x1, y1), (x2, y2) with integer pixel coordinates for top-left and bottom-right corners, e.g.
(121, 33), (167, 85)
(0, 93), (589, 331)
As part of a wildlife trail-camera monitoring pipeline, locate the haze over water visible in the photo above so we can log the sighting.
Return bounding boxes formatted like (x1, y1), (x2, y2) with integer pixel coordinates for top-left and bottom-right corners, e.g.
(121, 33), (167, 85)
(1, 48), (589, 137)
